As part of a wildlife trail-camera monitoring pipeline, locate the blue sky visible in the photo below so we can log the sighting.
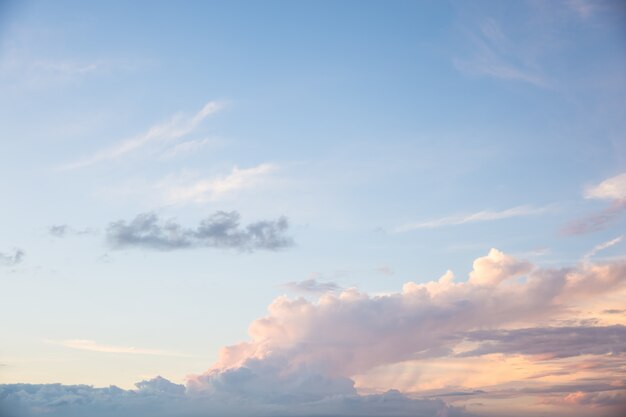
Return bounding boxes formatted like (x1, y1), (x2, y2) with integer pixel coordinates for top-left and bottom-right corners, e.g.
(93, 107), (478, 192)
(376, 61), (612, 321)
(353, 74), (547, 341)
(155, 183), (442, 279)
(1, 1), (626, 416)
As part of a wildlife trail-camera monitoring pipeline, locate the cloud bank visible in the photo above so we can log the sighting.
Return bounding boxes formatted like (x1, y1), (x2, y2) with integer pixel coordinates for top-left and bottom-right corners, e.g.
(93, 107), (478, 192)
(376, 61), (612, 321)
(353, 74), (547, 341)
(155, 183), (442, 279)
(2, 249), (625, 416)
(106, 211), (294, 252)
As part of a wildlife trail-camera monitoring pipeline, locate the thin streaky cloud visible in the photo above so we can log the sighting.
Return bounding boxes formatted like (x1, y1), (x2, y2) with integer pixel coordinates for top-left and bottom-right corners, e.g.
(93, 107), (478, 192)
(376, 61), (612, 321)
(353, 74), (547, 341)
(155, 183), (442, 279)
(583, 235), (624, 263)
(159, 137), (215, 160)
(60, 101), (223, 170)
(394, 205), (551, 233)
(161, 163), (277, 204)
(52, 339), (189, 357)
(454, 18), (548, 87)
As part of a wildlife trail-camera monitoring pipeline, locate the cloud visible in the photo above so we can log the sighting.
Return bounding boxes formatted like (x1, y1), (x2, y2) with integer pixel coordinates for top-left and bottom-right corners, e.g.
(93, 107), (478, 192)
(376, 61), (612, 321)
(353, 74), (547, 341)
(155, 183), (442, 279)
(61, 101), (222, 170)
(583, 235), (624, 263)
(0, 378), (469, 417)
(562, 173), (626, 235)
(106, 211), (294, 252)
(454, 18), (548, 87)
(160, 164), (277, 204)
(50, 340), (188, 357)
(159, 138), (214, 160)
(283, 279), (342, 294)
(585, 172), (626, 201)
(0, 248), (24, 266)
(49, 225), (96, 237)
(2, 250), (626, 416)
(200, 250), (626, 384)
(394, 205), (550, 232)
(458, 325), (626, 359)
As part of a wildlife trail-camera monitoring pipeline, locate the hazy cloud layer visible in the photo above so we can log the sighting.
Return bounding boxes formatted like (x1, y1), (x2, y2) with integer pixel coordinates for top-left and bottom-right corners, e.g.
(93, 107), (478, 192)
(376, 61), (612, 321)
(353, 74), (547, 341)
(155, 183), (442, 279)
(0, 248), (24, 266)
(459, 325), (626, 359)
(106, 211), (294, 252)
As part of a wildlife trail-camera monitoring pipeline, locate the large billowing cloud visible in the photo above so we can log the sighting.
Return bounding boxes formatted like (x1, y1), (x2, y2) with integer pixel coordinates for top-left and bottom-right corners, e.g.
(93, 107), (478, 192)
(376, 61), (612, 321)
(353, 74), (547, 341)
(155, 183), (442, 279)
(2, 249), (625, 416)
(203, 249), (625, 378)
(106, 211), (294, 252)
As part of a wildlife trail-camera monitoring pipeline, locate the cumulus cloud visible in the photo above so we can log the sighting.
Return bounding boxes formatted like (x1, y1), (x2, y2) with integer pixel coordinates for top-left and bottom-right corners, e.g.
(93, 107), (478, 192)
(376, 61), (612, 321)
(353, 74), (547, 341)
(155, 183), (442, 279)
(283, 278), (342, 294)
(61, 101), (222, 170)
(0, 248), (24, 266)
(3, 250), (626, 417)
(201, 250), (626, 381)
(106, 211), (294, 252)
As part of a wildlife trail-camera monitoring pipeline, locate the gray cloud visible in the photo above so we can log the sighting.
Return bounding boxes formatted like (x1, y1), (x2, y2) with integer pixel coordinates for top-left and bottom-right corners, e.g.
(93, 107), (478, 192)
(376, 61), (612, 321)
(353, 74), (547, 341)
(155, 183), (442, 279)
(0, 248), (24, 266)
(106, 211), (294, 252)
(458, 325), (626, 359)
(0, 376), (469, 417)
(283, 278), (342, 294)
(49, 225), (96, 238)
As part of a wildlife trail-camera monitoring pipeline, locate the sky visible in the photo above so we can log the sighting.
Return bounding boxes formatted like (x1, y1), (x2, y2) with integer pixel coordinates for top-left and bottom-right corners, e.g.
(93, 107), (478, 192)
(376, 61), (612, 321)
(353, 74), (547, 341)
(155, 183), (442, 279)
(1, 0), (626, 416)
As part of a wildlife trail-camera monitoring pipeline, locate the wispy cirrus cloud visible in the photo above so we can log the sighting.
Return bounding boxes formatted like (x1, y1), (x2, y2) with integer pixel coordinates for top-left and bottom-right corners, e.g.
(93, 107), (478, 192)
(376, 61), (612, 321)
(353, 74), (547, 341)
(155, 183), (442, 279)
(394, 205), (551, 233)
(51, 339), (187, 357)
(60, 101), (223, 170)
(562, 172), (626, 235)
(454, 18), (548, 87)
(160, 163), (277, 204)
(582, 235), (624, 263)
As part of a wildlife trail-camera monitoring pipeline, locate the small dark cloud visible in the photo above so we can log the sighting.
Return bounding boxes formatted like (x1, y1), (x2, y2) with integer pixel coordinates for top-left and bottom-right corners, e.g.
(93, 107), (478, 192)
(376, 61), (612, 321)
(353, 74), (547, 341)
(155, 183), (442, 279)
(106, 211), (294, 252)
(49, 224), (96, 237)
(603, 309), (626, 315)
(283, 278), (342, 294)
(0, 249), (24, 266)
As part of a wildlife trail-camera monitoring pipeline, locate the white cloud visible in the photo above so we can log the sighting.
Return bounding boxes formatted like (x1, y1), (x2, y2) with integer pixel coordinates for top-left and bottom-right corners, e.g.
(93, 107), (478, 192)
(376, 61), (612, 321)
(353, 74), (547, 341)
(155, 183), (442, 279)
(394, 205), (550, 232)
(60, 101), (222, 170)
(584, 172), (626, 200)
